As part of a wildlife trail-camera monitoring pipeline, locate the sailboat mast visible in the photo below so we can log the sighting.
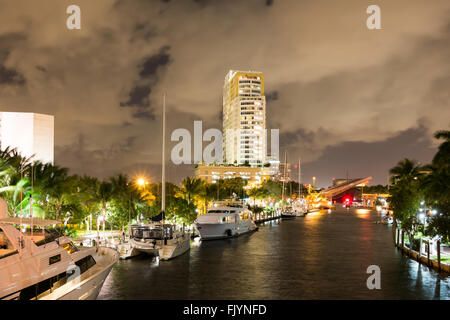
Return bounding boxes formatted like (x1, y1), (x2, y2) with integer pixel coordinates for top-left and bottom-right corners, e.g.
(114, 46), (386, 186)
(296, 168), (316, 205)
(281, 151), (287, 207)
(161, 93), (166, 224)
(298, 158), (301, 198)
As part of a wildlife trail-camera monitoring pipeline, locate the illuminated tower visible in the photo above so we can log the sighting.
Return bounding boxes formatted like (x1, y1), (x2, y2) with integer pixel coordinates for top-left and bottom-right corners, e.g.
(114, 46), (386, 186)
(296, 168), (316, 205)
(223, 70), (266, 165)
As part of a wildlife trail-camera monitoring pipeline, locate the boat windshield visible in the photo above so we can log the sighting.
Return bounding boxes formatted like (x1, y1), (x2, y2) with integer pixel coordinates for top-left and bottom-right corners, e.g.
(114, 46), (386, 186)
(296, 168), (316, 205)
(20, 226), (63, 246)
(207, 210), (236, 214)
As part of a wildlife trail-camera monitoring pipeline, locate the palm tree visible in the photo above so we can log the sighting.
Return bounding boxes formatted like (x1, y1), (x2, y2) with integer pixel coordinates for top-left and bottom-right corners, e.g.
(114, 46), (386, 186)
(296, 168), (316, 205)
(0, 148), (36, 217)
(420, 130), (450, 241)
(76, 175), (100, 231)
(36, 164), (76, 221)
(389, 158), (422, 184)
(431, 130), (450, 169)
(179, 177), (204, 204)
(95, 180), (115, 235)
(197, 182), (218, 214)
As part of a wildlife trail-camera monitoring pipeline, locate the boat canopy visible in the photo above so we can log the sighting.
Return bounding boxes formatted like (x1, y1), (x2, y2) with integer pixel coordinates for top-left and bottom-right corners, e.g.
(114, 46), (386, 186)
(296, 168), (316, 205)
(0, 217), (62, 227)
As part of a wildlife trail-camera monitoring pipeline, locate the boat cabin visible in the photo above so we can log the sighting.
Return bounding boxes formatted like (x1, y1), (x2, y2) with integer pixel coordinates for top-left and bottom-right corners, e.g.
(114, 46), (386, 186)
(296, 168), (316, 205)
(130, 224), (174, 240)
(0, 218), (80, 259)
(204, 206), (252, 223)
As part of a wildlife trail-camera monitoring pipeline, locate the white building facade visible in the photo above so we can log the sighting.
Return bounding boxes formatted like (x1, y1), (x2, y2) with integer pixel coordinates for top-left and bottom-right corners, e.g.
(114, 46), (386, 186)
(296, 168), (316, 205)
(0, 112), (54, 164)
(223, 70), (266, 165)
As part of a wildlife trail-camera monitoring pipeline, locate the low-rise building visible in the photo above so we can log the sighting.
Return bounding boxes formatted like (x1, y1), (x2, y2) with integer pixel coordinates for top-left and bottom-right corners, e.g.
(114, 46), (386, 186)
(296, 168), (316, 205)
(194, 163), (270, 187)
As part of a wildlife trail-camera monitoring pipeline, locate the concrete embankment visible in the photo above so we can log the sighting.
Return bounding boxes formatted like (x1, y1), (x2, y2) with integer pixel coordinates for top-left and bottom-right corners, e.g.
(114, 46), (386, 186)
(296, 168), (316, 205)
(394, 227), (450, 275)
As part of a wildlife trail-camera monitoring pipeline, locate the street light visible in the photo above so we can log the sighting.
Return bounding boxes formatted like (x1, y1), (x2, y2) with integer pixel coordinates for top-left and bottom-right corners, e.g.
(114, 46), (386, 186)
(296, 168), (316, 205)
(136, 176), (149, 188)
(137, 178), (145, 187)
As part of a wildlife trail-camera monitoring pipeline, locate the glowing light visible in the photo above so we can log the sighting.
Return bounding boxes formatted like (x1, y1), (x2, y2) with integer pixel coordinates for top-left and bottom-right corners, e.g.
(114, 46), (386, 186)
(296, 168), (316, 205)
(136, 176), (149, 188)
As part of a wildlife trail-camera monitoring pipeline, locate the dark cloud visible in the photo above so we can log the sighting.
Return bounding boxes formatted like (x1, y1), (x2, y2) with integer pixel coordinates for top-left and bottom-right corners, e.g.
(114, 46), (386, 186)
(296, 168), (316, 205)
(121, 85), (151, 108)
(265, 90), (279, 102)
(0, 61), (25, 85)
(120, 46), (171, 119)
(0, 33), (26, 86)
(132, 109), (155, 120)
(139, 46), (171, 78)
(280, 128), (321, 148)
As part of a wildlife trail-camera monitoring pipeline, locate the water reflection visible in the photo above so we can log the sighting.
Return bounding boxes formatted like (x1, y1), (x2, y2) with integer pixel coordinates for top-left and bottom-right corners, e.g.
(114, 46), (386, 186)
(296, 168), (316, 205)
(355, 208), (371, 218)
(98, 207), (449, 300)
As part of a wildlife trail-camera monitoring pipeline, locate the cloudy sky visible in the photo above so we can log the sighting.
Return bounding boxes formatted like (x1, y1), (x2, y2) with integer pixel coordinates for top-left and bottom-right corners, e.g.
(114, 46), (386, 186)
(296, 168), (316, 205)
(0, 0), (449, 187)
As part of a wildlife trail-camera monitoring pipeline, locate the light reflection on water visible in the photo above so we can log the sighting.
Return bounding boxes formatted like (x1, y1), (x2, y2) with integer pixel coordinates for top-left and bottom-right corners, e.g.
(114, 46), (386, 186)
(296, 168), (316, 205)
(98, 207), (449, 300)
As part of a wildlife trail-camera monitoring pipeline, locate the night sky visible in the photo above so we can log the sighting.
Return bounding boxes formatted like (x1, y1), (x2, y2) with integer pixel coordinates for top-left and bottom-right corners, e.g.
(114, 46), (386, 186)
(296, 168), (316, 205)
(0, 0), (449, 187)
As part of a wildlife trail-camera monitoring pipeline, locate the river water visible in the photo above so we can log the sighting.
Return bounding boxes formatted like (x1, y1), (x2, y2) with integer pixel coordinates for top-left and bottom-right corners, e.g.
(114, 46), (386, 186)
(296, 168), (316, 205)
(98, 207), (449, 300)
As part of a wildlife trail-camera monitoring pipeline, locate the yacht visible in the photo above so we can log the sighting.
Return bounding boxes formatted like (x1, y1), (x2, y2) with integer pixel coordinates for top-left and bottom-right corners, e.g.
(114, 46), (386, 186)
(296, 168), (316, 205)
(279, 152), (295, 219)
(292, 199), (308, 217)
(194, 201), (258, 240)
(281, 207), (296, 219)
(122, 94), (191, 261)
(128, 223), (190, 260)
(0, 217), (118, 300)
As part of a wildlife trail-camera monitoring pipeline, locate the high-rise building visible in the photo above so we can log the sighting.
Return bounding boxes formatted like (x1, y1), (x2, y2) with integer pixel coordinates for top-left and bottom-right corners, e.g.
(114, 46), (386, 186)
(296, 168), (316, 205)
(223, 70), (266, 165)
(0, 112), (54, 164)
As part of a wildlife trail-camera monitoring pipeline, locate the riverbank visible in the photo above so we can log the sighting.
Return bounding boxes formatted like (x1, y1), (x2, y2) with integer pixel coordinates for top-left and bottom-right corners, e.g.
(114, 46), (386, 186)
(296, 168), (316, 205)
(393, 227), (450, 275)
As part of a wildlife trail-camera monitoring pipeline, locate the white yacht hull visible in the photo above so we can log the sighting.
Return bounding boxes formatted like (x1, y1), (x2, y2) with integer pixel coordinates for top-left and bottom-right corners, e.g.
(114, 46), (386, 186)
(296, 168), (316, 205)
(194, 220), (257, 240)
(130, 238), (159, 255)
(40, 247), (119, 300)
(293, 208), (307, 217)
(159, 233), (191, 260)
(117, 241), (141, 260)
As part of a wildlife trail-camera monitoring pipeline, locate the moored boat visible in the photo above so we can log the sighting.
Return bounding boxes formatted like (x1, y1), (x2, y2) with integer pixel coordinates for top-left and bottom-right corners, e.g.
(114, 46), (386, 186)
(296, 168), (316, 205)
(128, 223), (191, 260)
(0, 217), (118, 300)
(194, 201), (257, 240)
(281, 207), (296, 219)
